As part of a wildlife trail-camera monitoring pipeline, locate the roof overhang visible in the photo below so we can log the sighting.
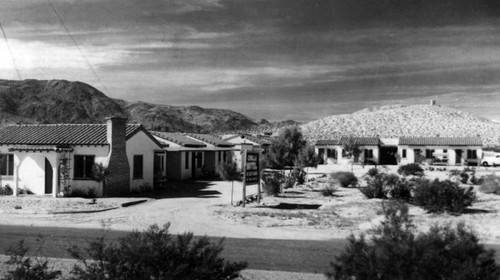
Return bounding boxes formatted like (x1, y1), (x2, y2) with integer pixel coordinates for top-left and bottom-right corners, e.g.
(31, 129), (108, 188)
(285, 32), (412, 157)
(8, 145), (74, 153)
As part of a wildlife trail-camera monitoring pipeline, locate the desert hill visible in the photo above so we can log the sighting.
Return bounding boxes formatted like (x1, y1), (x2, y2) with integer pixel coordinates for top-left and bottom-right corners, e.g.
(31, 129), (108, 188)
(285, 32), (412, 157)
(301, 104), (500, 146)
(0, 79), (260, 133)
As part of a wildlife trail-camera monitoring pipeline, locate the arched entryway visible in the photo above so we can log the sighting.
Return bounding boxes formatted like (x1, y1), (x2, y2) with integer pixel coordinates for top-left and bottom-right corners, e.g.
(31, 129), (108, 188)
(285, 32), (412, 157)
(45, 158), (53, 194)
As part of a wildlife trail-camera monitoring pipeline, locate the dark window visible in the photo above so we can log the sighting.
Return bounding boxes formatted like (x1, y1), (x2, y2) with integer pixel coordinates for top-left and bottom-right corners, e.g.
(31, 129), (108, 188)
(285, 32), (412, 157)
(196, 152), (203, 168)
(402, 149), (407, 158)
(185, 152), (189, 169)
(364, 149), (373, 159)
(425, 149), (435, 159)
(74, 155), (95, 179)
(0, 154), (14, 176)
(341, 149), (346, 158)
(318, 148), (325, 158)
(133, 155), (143, 179)
(223, 151), (227, 162)
(327, 148), (335, 158)
(443, 149), (447, 153)
(218, 151), (222, 163)
(467, 149), (477, 159)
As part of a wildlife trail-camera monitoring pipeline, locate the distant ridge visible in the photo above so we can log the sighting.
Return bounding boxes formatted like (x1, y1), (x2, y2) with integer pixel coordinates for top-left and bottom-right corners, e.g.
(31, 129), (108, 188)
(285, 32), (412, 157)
(301, 104), (500, 146)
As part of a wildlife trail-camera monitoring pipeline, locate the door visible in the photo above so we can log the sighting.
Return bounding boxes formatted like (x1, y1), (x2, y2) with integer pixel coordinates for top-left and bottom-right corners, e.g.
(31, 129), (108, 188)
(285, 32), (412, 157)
(44, 158), (53, 194)
(191, 152), (196, 179)
(455, 150), (462, 164)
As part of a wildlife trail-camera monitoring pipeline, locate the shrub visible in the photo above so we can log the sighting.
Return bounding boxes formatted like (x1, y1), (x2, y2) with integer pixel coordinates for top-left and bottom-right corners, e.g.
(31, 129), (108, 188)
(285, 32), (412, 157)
(359, 175), (387, 199)
(68, 224), (247, 280)
(262, 171), (285, 196)
(479, 174), (500, 195)
(327, 201), (500, 280)
(291, 168), (306, 185)
(366, 167), (379, 178)
(330, 172), (358, 188)
(413, 179), (476, 213)
(321, 186), (338, 197)
(283, 174), (295, 189)
(460, 172), (470, 184)
(18, 188), (33, 195)
(65, 188), (97, 198)
(389, 180), (413, 202)
(397, 163), (424, 177)
(3, 239), (61, 280)
(0, 184), (13, 195)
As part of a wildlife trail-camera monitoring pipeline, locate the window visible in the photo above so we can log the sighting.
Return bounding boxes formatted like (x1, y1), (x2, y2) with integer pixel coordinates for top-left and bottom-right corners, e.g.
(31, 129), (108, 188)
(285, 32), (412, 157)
(133, 155), (143, 179)
(0, 154), (14, 176)
(364, 149), (373, 159)
(341, 149), (347, 158)
(425, 149), (435, 159)
(196, 152), (203, 168)
(185, 152), (189, 169)
(223, 151), (227, 162)
(467, 149), (477, 159)
(327, 148), (335, 158)
(218, 151), (222, 163)
(74, 155), (95, 179)
(402, 149), (407, 158)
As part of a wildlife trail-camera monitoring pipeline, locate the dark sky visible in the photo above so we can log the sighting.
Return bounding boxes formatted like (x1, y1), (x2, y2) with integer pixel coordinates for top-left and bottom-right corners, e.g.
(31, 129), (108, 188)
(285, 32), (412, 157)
(1, 0), (500, 121)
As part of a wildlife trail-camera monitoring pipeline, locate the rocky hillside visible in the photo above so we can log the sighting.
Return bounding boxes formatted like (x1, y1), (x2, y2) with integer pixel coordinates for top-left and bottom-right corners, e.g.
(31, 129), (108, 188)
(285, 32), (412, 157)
(301, 104), (500, 146)
(0, 79), (259, 133)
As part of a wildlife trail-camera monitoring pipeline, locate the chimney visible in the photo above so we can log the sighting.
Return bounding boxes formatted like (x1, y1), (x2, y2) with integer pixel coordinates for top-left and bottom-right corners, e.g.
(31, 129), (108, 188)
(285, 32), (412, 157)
(430, 100), (436, 105)
(103, 117), (130, 196)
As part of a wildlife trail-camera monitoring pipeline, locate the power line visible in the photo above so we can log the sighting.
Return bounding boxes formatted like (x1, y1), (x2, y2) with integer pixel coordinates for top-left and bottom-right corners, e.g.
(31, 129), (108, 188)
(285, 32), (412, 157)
(46, 0), (110, 95)
(0, 21), (22, 80)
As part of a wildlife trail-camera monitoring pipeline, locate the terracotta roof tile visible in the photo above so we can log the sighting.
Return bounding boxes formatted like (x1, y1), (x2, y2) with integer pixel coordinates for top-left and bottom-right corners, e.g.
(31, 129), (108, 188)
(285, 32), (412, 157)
(316, 137), (380, 146)
(399, 137), (482, 146)
(186, 133), (234, 147)
(0, 124), (142, 145)
(150, 131), (206, 148)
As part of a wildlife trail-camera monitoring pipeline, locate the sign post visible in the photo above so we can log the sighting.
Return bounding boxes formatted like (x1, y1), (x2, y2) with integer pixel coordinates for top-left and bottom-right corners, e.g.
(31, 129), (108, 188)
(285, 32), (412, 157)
(242, 150), (260, 207)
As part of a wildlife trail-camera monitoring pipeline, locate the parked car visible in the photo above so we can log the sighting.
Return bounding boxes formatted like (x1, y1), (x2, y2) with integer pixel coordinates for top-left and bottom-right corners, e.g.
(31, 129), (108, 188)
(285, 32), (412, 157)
(481, 153), (500, 167)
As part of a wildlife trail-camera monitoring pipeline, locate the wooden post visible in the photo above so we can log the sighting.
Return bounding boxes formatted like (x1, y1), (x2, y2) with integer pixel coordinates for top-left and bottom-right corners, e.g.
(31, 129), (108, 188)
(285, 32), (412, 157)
(242, 149), (247, 208)
(257, 153), (261, 204)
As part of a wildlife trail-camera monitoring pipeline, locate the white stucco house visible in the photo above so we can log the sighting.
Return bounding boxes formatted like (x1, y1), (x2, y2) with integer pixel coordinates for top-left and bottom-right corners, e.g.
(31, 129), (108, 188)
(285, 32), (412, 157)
(184, 133), (236, 177)
(0, 117), (163, 197)
(315, 137), (381, 165)
(222, 134), (270, 169)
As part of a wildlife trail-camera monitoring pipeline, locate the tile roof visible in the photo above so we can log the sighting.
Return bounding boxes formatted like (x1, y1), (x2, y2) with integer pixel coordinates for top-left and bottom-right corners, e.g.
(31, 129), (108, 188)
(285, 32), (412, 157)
(0, 124), (144, 145)
(243, 135), (271, 146)
(150, 131), (207, 148)
(186, 133), (234, 147)
(316, 137), (380, 146)
(399, 137), (482, 146)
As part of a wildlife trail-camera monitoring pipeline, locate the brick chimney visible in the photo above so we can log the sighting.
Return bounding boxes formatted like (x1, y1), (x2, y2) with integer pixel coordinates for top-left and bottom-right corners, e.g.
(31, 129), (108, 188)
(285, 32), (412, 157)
(103, 117), (130, 196)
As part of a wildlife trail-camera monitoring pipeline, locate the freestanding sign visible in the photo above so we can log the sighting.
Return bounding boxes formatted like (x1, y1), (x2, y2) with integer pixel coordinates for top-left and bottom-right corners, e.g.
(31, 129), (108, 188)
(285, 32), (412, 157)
(242, 150), (261, 207)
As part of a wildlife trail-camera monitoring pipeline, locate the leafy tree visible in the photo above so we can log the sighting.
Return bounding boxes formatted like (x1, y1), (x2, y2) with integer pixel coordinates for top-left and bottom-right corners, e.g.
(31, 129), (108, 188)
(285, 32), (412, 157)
(262, 126), (306, 169)
(296, 144), (321, 182)
(218, 160), (241, 205)
(328, 201), (500, 280)
(68, 223), (247, 280)
(92, 163), (109, 195)
(341, 136), (361, 172)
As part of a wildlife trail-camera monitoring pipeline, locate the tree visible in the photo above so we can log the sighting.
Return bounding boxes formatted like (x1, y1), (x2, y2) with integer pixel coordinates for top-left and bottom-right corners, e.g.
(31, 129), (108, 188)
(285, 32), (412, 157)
(218, 160), (241, 205)
(296, 144), (321, 182)
(262, 126), (306, 169)
(68, 224), (247, 280)
(341, 136), (361, 172)
(92, 163), (109, 196)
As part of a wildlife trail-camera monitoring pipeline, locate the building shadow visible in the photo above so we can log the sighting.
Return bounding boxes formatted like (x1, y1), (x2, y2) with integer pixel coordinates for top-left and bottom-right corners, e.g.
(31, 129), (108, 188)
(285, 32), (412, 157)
(142, 180), (222, 199)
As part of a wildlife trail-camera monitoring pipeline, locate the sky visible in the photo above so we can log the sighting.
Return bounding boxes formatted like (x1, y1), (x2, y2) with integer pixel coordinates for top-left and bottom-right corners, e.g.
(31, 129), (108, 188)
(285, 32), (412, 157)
(1, 0), (500, 122)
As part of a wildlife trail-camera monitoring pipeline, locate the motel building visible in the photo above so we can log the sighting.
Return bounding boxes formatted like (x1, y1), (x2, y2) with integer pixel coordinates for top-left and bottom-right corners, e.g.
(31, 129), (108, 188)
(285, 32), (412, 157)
(315, 136), (483, 166)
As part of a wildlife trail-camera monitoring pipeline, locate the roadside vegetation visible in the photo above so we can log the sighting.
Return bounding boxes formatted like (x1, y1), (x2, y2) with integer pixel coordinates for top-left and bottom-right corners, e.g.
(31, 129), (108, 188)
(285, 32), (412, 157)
(2, 224), (246, 280)
(328, 201), (500, 280)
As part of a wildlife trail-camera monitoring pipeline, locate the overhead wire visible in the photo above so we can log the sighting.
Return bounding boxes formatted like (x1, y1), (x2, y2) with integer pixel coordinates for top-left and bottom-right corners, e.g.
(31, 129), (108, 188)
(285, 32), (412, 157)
(46, 0), (110, 95)
(0, 21), (22, 80)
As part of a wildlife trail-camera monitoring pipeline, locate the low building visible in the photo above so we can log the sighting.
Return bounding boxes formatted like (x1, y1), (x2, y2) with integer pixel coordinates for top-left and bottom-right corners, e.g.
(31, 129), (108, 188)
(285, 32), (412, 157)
(185, 133), (236, 177)
(315, 137), (381, 165)
(398, 137), (483, 166)
(0, 117), (163, 196)
(223, 134), (271, 169)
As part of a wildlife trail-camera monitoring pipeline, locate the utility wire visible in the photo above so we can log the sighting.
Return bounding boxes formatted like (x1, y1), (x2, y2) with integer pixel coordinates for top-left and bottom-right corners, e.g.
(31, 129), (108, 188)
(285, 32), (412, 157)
(46, 0), (110, 95)
(0, 21), (22, 80)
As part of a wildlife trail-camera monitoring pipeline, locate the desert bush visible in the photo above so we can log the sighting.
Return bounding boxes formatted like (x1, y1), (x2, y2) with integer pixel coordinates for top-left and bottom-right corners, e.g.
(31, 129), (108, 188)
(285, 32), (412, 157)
(65, 188), (97, 199)
(460, 172), (469, 184)
(397, 163), (424, 177)
(0, 184), (13, 195)
(321, 186), (338, 197)
(283, 174), (295, 189)
(359, 176), (386, 199)
(3, 239), (61, 280)
(18, 188), (33, 195)
(327, 201), (500, 280)
(366, 167), (379, 178)
(413, 179), (476, 213)
(68, 223), (247, 280)
(262, 171), (285, 196)
(479, 174), (500, 195)
(389, 180), (413, 202)
(330, 172), (358, 188)
(291, 168), (306, 185)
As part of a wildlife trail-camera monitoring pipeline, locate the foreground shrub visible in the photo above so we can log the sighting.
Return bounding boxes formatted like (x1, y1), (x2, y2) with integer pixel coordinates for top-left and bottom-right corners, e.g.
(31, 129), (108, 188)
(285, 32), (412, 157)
(262, 171), (285, 196)
(389, 179), (413, 202)
(0, 185), (13, 195)
(479, 174), (500, 195)
(397, 163), (424, 177)
(330, 172), (358, 188)
(413, 179), (476, 213)
(359, 175), (387, 199)
(327, 201), (500, 280)
(68, 224), (247, 280)
(3, 239), (61, 280)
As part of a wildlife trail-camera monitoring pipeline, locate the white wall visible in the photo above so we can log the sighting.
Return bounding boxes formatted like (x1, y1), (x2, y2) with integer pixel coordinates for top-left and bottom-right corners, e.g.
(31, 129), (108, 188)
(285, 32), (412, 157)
(127, 131), (160, 191)
(71, 145), (108, 194)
